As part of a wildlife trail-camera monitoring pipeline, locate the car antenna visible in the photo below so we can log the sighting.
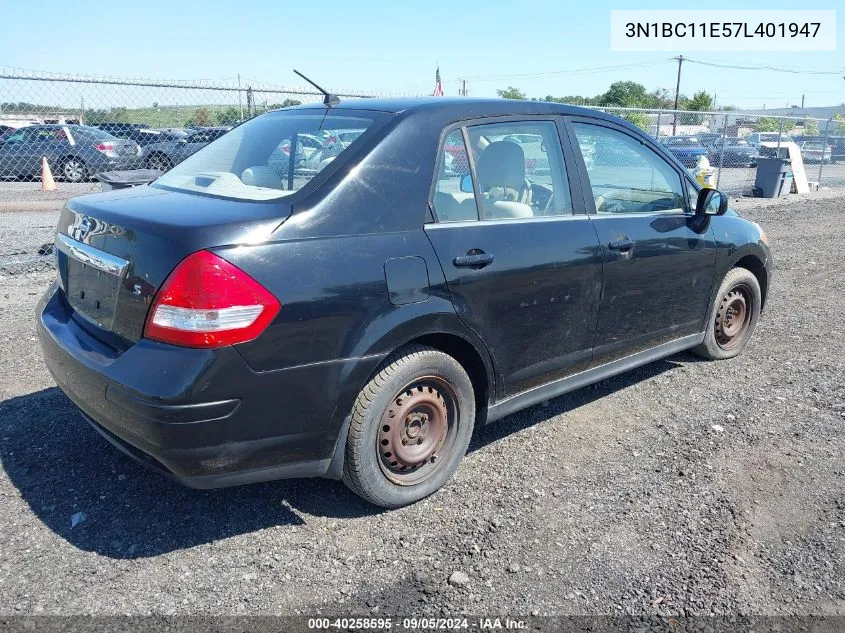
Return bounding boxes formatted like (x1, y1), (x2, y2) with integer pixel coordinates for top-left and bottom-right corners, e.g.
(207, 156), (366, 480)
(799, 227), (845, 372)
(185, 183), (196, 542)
(293, 70), (340, 107)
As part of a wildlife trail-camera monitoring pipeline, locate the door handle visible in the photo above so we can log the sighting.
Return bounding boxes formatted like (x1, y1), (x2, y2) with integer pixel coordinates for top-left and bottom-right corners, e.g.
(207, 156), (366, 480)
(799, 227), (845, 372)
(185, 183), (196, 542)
(453, 252), (494, 268)
(608, 238), (635, 252)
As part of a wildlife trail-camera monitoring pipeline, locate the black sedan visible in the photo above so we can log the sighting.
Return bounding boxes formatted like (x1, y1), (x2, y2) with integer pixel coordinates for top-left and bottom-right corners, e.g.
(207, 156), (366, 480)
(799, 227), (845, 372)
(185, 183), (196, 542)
(707, 136), (758, 168)
(37, 98), (772, 507)
(141, 126), (230, 171)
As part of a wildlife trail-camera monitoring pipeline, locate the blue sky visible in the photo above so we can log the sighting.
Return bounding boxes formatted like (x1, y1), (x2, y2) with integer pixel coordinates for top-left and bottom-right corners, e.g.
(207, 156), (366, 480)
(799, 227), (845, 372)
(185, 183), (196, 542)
(1, 0), (843, 109)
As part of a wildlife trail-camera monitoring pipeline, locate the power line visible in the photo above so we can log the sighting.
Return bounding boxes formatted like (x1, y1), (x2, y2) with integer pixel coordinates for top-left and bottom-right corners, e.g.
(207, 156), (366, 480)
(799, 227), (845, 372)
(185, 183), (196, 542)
(459, 58), (673, 82)
(685, 58), (844, 76)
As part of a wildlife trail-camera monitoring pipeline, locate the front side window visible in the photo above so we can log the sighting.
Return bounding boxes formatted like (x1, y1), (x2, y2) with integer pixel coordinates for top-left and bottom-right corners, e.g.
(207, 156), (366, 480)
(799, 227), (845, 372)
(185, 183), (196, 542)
(465, 120), (572, 220)
(572, 123), (685, 215)
(155, 111), (386, 201)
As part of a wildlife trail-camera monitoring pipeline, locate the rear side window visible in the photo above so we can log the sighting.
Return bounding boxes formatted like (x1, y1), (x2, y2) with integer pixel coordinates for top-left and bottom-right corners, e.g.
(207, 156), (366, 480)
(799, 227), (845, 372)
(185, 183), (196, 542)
(572, 123), (685, 215)
(155, 112), (386, 201)
(432, 130), (477, 223)
(431, 120), (573, 222)
(467, 121), (572, 219)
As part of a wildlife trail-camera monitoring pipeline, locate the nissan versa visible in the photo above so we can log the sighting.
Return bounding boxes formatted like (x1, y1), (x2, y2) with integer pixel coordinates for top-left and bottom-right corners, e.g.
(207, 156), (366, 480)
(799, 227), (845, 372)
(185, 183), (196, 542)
(36, 97), (772, 507)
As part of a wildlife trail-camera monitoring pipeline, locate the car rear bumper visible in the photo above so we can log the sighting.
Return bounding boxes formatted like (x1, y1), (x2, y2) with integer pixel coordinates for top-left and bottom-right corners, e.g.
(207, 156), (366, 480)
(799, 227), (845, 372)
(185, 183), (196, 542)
(36, 283), (379, 488)
(90, 156), (145, 173)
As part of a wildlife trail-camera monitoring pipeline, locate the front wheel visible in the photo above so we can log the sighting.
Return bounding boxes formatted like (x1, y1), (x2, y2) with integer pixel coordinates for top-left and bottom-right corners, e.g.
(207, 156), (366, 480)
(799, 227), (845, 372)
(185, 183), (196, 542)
(342, 345), (475, 508)
(692, 267), (762, 360)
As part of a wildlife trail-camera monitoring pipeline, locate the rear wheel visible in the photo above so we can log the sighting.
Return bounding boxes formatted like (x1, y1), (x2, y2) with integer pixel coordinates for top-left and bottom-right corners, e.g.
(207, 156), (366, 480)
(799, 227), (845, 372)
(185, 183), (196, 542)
(342, 345), (475, 508)
(692, 267), (761, 360)
(146, 153), (172, 172)
(61, 157), (87, 183)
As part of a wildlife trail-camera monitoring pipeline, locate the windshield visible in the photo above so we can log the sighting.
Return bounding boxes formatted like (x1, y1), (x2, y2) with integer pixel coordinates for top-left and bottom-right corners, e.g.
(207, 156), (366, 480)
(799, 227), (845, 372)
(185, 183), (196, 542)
(155, 111), (386, 201)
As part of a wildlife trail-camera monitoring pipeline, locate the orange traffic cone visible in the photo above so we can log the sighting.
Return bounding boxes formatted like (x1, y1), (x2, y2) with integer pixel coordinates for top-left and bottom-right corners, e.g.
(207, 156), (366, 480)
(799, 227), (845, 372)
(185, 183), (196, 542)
(41, 157), (56, 191)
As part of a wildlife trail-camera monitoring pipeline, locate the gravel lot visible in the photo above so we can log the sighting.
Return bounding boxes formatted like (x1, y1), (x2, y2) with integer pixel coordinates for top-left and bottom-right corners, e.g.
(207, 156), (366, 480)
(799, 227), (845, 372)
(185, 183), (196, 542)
(1, 191), (844, 619)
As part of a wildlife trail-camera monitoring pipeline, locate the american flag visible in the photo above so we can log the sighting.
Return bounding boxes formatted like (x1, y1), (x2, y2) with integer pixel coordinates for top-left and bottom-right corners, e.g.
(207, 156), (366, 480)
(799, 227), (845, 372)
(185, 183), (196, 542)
(432, 67), (444, 97)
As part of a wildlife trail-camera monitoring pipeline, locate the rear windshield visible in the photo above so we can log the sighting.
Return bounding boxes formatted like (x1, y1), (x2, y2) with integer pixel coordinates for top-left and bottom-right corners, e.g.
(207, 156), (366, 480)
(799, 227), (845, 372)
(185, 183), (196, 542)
(155, 111), (386, 201)
(666, 137), (699, 146)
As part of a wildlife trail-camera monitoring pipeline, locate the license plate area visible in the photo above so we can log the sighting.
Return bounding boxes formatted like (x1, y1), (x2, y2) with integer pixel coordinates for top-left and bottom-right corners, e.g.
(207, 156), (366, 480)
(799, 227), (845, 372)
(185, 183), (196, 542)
(56, 234), (129, 331)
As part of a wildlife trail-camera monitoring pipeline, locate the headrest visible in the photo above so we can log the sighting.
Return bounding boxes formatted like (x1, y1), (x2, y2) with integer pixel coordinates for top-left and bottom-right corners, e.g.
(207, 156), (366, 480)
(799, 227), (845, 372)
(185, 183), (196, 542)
(475, 141), (525, 191)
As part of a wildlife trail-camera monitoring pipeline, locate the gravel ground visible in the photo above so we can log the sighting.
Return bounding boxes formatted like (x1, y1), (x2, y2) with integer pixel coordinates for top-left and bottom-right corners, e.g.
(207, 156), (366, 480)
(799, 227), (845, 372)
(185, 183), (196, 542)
(0, 192), (844, 619)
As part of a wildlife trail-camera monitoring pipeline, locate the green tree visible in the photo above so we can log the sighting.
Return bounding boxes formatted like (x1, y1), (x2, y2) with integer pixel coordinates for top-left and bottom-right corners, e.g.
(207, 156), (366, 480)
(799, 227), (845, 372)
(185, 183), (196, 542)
(217, 107), (241, 125)
(832, 113), (845, 134)
(497, 86), (527, 100)
(754, 117), (781, 132)
(678, 91), (713, 125)
(621, 110), (652, 132)
(599, 81), (648, 107)
(804, 120), (819, 136)
(686, 91), (713, 112)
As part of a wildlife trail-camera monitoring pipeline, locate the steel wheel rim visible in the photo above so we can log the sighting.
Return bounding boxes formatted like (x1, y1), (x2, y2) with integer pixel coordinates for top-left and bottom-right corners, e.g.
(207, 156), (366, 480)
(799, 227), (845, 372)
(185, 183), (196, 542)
(715, 284), (752, 350)
(377, 376), (459, 486)
(64, 160), (83, 181)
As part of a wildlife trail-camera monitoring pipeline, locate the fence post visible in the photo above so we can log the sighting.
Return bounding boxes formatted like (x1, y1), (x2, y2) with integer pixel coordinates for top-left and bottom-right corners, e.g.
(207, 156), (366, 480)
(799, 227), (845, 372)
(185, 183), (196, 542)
(716, 119), (727, 189)
(655, 110), (662, 141)
(818, 117), (832, 186)
(776, 117), (784, 158)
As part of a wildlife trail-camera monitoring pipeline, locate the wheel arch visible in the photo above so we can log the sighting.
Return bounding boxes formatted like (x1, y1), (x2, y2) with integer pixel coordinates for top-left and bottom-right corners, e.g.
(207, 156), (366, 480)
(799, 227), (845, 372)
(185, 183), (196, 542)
(732, 253), (769, 310)
(324, 321), (497, 480)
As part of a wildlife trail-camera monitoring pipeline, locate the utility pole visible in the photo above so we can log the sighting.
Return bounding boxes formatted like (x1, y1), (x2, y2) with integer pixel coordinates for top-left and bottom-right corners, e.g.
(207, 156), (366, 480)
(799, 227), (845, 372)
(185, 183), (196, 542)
(672, 55), (684, 135)
(801, 94), (805, 108)
(238, 74), (243, 121)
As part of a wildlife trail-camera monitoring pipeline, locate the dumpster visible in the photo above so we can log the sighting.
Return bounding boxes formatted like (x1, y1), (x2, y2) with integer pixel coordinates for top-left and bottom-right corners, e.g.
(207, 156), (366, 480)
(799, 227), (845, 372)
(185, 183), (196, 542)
(753, 157), (791, 198)
(96, 169), (163, 191)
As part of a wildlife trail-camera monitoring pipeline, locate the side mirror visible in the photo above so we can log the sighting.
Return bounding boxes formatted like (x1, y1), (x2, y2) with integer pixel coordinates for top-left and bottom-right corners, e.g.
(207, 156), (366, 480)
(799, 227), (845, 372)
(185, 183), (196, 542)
(695, 188), (729, 216)
(459, 173), (474, 193)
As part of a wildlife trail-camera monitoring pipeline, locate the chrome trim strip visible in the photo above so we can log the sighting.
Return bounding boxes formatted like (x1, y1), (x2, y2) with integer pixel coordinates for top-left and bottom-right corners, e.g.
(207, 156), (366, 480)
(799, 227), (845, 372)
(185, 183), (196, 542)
(55, 233), (128, 277)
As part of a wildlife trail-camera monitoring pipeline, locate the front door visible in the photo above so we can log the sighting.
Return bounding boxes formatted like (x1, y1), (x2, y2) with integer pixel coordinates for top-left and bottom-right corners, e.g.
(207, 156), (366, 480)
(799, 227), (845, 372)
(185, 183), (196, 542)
(566, 118), (717, 365)
(425, 119), (603, 398)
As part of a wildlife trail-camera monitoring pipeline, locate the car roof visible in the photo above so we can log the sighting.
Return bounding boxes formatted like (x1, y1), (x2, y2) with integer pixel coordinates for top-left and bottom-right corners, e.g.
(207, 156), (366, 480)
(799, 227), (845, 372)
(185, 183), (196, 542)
(285, 96), (623, 120)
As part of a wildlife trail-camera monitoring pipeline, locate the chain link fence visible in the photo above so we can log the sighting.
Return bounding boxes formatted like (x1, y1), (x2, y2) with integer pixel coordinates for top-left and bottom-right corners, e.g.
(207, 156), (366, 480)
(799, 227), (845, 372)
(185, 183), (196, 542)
(593, 105), (845, 195)
(2, 69), (844, 277)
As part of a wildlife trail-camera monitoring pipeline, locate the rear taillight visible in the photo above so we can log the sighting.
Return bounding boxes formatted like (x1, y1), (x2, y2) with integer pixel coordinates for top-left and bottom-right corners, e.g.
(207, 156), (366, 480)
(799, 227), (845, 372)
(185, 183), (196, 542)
(144, 250), (280, 348)
(94, 142), (114, 152)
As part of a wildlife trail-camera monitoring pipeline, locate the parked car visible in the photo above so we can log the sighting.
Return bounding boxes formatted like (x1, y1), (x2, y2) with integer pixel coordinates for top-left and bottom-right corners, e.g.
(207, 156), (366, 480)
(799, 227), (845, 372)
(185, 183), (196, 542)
(799, 141), (832, 163)
(707, 137), (758, 168)
(795, 135), (845, 163)
(93, 122), (149, 135)
(141, 127), (230, 171)
(746, 132), (794, 158)
(94, 124), (187, 148)
(695, 132), (720, 148)
(37, 98), (771, 508)
(0, 124), (142, 182)
(661, 136), (708, 167)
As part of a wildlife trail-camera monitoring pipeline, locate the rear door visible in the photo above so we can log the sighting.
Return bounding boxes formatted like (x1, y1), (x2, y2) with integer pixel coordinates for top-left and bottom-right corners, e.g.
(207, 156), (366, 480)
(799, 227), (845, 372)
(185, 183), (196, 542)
(565, 117), (717, 365)
(425, 118), (603, 398)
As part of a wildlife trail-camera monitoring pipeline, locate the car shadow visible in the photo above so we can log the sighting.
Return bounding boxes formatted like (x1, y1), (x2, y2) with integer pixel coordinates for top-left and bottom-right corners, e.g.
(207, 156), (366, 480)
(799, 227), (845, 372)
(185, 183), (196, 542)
(0, 356), (683, 559)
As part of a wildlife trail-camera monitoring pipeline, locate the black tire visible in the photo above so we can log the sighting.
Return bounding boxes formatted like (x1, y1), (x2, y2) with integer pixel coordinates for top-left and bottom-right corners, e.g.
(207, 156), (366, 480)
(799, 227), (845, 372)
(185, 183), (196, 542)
(61, 157), (87, 183)
(692, 267), (761, 360)
(342, 345), (475, 508)
(146, 153), (172, 172)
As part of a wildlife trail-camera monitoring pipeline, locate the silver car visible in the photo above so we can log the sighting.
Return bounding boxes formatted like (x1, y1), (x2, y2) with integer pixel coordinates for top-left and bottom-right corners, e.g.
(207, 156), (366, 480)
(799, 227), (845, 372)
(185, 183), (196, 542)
(0, 124), (142, 182)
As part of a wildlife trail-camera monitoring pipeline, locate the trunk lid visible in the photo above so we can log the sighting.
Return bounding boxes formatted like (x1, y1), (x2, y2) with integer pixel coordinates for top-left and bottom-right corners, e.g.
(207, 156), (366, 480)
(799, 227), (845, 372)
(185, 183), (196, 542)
(55, 185), (290, 344)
